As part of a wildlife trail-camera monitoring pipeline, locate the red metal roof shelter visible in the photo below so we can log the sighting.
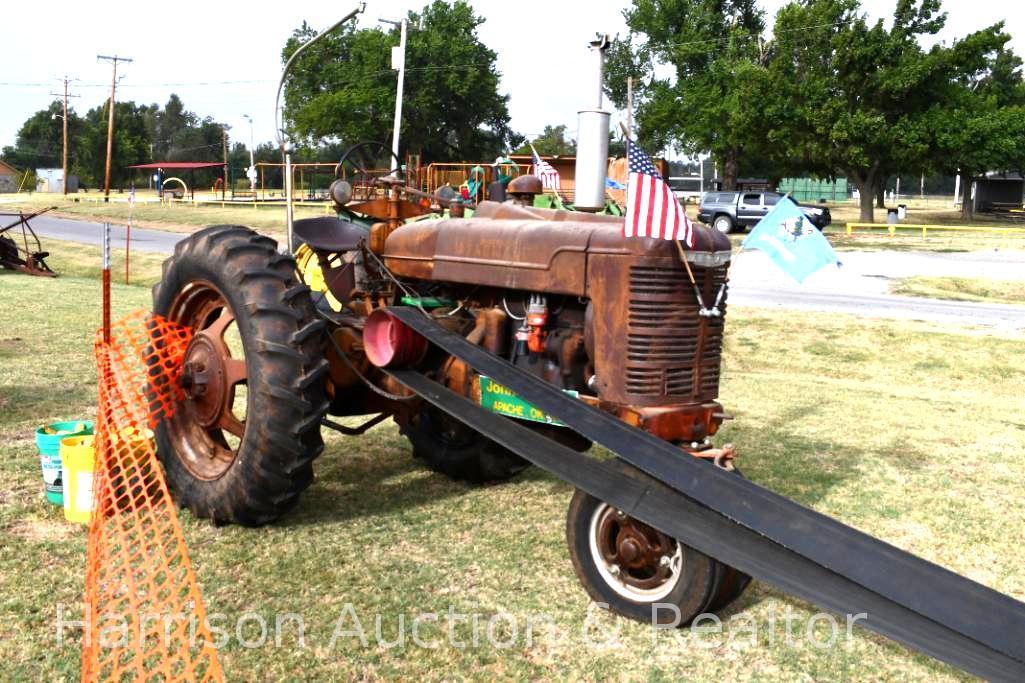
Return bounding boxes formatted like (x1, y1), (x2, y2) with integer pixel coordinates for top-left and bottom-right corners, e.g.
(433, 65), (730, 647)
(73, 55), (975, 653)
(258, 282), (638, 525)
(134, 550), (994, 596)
(127, 162), (225, 170)
(127, 162), (227, 199)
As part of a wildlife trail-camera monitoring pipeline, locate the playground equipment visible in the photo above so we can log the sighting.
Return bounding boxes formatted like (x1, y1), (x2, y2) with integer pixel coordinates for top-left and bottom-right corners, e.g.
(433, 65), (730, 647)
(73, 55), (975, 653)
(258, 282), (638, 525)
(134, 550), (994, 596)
(160, 177), (188, 200)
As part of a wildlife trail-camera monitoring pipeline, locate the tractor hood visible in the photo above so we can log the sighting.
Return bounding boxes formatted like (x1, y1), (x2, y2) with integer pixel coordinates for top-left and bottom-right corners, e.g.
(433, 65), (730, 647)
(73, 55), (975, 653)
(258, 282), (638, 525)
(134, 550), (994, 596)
(383, 201), (731, 296)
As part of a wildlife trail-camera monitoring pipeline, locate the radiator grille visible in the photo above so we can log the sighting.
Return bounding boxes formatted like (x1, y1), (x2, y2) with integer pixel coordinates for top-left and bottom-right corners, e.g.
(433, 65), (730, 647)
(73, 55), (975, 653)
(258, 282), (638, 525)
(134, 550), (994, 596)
(626, 264), (727, 402)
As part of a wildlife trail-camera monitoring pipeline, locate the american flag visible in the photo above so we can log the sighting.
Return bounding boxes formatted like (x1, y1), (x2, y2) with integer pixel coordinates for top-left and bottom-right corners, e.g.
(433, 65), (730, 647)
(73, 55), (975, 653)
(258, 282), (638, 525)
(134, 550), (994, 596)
(530, 144), (561, 191)
(625, 139), (694, 246)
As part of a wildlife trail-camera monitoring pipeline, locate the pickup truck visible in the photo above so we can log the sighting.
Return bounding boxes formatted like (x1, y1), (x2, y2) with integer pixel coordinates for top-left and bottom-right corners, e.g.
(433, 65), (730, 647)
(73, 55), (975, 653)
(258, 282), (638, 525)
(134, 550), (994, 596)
(697, 191), (831, 234)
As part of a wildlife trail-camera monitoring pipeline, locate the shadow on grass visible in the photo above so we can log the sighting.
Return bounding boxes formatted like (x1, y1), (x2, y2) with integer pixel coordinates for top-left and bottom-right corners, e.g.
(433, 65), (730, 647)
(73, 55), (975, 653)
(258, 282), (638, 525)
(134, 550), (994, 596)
(281, 432), (481, 527)
(723, 402), (871, 509)
(285, 401), (875, 541)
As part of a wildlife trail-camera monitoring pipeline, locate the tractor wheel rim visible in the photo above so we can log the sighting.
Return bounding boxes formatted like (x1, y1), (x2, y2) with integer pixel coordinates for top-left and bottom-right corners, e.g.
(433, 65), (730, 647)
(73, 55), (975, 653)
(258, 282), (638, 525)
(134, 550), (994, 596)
(588, 502), (683, 602)
(166, 280), (248, 481)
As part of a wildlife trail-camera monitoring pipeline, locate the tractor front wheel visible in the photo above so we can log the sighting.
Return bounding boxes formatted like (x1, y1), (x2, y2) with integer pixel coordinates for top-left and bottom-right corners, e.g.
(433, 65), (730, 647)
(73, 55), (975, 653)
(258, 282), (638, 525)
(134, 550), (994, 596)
(566, 489), (723, 625)
(152, 225), (329, 525)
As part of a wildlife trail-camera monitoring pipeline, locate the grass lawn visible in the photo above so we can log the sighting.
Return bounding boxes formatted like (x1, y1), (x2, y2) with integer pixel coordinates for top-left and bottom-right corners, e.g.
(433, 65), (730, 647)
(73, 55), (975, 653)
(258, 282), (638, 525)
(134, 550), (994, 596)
(891, 276), (1025, 305)
(2, 243), (1024, 681)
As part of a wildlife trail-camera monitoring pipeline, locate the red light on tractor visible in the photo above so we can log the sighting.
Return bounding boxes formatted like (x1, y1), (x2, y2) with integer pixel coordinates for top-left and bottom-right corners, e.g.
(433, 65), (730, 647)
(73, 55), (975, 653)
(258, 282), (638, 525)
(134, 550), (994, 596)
(363, 309), (428, 368)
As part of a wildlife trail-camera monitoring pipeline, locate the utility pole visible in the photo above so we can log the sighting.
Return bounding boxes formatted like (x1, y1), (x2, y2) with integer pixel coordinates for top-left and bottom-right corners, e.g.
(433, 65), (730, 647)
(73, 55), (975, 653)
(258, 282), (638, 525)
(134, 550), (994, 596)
(97, 54), (133, 202)
(380, 17), (408, 175)
(50, 76), (79, 196)
(222, 128), (228, 200)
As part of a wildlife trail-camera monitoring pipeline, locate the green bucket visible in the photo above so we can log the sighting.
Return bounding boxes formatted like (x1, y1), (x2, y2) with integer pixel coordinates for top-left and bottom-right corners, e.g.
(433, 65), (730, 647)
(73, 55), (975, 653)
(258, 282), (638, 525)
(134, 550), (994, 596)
(35, 420), (94, 506)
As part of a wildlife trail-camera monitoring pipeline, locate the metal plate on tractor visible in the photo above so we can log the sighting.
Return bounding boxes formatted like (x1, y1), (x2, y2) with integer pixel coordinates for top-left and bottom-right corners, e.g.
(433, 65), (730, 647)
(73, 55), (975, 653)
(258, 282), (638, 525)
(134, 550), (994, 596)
(478, 375), (577, 426)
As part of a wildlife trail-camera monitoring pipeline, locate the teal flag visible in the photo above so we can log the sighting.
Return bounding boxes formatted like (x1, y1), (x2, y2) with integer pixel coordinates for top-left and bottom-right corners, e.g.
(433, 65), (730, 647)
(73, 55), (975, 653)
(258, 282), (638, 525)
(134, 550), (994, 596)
(742, 197), (839, 283)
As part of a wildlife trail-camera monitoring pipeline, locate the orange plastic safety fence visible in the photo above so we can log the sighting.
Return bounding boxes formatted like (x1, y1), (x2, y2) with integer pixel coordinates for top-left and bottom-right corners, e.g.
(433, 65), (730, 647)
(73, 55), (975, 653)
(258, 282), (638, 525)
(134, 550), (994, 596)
(83, 311), (224, 683)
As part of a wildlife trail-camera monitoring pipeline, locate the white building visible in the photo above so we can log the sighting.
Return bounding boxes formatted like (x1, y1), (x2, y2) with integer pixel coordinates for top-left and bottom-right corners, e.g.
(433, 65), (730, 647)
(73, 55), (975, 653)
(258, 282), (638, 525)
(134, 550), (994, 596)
(35, 168), (78, 193)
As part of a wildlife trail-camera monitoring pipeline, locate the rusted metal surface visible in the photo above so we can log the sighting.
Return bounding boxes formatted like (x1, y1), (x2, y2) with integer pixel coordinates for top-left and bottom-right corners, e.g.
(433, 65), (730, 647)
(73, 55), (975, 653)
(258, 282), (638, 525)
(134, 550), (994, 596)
(348, 196), (431, 224)
(385, 217), (596, 295)
(684, 443), (737, 471)
(306, 182), (733, 457)
(164, 281), (246, 481)
(0, 209), (57, 277)
(325, 325), (369, 394)
(506, 175), (542, 205)
(586, 226), (730, 409)
(604, 401), (724, 442)
(594, 505), (678, 591)
(378, 206), (732, 443)
(482, 307), (508, 356)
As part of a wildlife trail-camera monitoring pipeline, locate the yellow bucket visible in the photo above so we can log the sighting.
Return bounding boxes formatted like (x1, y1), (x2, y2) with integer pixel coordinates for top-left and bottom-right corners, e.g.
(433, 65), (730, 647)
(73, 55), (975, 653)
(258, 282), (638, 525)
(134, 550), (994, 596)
(110, 427), (158, 502)
(60, 435), (96, 524)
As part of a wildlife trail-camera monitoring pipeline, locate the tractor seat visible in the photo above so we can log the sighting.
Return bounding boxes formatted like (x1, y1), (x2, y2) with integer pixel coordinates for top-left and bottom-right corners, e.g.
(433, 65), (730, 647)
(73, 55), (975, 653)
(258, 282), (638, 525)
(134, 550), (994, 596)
(292, 216), (367, 253)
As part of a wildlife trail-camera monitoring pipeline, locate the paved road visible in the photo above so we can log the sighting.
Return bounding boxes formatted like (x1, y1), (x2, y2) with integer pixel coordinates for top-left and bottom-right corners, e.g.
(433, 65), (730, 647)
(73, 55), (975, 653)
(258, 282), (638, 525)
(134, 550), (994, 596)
(24, 215), (1025, 330)
(728, 286), (1025, 330)
(728, 250), (1025, 330)
(24, 214), (183, 253)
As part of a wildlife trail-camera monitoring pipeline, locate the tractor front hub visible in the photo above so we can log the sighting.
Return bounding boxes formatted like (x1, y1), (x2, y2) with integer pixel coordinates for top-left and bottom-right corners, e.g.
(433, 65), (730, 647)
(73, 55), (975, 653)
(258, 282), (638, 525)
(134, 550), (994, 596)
(181, 335), (231, 428)
(592, 504), (681, 597)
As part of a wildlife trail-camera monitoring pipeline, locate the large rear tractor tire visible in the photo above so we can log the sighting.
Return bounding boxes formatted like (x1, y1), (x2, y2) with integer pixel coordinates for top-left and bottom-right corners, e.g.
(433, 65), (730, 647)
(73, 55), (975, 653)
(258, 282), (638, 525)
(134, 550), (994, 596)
(152, 225), (330, 525)
(401, 405), (530, 484)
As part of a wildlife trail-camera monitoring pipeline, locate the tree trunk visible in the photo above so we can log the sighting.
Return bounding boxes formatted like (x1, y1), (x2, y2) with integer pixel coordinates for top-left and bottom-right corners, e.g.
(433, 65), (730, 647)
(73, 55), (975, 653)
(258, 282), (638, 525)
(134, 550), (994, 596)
(851, 171), (875, 223)
(875, 180), (886, 209)
(961, 173), (974, 221)
(722, 149), (739, 190)
(860, 183), (876, 223)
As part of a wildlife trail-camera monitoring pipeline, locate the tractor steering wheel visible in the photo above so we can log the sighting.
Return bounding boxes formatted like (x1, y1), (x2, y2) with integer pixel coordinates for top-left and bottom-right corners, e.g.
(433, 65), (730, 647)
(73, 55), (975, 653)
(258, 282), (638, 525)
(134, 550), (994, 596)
(335, 141), (403, 202)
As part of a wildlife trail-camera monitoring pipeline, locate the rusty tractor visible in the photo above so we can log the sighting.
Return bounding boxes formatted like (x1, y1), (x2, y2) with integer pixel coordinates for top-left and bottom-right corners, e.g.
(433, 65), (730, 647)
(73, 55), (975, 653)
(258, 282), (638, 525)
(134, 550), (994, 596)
(152, 144), (747, 623)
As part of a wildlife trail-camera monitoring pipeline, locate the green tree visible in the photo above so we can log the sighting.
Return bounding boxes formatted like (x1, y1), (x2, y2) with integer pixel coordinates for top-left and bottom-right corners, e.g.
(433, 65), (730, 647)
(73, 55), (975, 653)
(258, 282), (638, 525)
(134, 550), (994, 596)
(513, 124), (576, 156)
(3, 94), (240, 190)
(281, 0), (519, 162)
(78, 101), (158, 187)
(768, 0), (1024, 221)
(153, 94), (195, 158)
(2, 101), (86, 176)
(768, 0), (953, 221)
(604, 0), (772, 189)
(926, 31), (1025, 217)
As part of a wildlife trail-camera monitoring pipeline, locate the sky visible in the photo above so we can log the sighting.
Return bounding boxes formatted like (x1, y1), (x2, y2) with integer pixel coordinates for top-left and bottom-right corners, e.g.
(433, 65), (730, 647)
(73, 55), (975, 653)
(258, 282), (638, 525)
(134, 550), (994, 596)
(1, 1), (1024, 158)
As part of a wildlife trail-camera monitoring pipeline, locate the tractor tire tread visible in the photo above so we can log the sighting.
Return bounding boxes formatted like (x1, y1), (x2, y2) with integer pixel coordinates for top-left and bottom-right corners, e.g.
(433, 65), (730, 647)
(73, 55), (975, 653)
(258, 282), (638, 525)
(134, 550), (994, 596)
(152, 224), (327, 526)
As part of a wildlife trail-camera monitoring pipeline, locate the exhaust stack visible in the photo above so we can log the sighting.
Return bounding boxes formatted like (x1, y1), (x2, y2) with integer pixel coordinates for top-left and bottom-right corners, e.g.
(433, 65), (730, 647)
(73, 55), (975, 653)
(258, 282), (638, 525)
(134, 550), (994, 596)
(573, 34), (611, 212)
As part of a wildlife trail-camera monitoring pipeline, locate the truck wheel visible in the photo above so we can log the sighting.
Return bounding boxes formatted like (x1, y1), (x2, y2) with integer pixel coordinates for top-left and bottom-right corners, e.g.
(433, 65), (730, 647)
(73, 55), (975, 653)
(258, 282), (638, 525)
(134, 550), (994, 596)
(402, 406), (530, 483)
(566, 489), (720, 625)
(152, 225), (329, 525)
(712, 214), (735, 235)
